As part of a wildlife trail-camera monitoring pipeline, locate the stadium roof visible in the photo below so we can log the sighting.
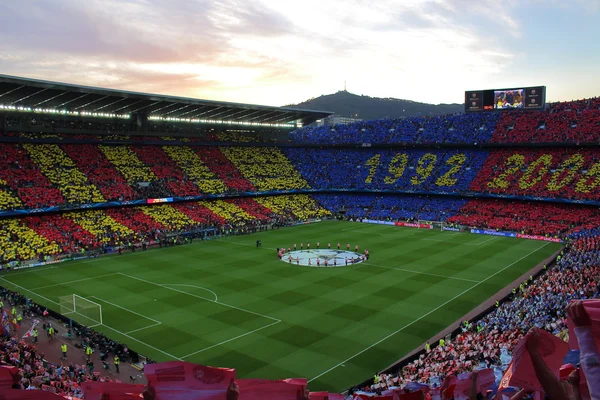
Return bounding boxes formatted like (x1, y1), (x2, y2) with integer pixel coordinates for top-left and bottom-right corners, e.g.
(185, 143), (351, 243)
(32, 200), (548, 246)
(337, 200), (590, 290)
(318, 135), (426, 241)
(0, 74), (333, 127)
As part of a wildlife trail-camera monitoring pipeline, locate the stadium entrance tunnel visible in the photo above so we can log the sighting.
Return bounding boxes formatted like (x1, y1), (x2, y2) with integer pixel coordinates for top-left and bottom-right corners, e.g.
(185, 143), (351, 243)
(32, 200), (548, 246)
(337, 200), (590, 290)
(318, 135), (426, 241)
(280, 249), (365, 267)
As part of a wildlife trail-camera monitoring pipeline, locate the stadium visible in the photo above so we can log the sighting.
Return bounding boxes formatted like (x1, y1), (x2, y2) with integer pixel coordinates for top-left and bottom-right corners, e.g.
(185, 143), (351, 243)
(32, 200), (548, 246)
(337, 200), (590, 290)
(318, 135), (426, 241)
(0, 71), (598, 399)
(0, 4), (599, 395)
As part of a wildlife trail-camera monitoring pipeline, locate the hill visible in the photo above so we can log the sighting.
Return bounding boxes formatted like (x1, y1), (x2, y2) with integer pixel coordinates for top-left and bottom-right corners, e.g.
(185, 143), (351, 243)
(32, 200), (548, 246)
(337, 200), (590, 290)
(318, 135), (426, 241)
(288, 91), (463, 120)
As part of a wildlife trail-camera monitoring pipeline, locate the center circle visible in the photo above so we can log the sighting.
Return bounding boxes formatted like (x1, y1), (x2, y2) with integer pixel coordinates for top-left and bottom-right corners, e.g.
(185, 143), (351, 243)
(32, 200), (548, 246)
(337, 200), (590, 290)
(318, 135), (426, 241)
(280, 249), (365, 267)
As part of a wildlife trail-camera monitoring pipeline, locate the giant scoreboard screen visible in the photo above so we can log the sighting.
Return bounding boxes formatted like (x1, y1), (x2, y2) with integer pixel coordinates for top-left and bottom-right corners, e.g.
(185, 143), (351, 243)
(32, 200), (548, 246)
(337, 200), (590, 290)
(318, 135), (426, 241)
(465, 86), (545, 112)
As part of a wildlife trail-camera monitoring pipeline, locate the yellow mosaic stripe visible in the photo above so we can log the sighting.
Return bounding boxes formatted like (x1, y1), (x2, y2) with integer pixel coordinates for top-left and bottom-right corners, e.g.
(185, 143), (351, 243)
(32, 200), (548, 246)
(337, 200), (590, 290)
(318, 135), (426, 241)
(255, 195), (330, 219)
(162, 146), (227, 193)
(0, 219), (61, 261)
(220, 147), (309, 191)
(199, 200), (255, 224)
(67, 210), (133, 244)
(23, 144), (105, 203)
(99, 145), (157, 184)
(141, 205), (197, 230)
(0, 178), (22, 210)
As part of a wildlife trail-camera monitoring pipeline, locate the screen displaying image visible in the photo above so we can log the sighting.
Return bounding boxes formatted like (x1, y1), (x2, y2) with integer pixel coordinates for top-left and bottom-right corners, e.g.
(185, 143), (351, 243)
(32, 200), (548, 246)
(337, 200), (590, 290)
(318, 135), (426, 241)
(494, 89), (525, 110)
(493, 89), (524, 109)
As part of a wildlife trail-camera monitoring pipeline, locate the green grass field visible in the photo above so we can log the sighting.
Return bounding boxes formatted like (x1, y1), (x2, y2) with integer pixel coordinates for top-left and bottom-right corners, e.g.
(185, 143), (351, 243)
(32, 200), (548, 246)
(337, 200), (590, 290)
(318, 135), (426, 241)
(0, 221), (561, 392)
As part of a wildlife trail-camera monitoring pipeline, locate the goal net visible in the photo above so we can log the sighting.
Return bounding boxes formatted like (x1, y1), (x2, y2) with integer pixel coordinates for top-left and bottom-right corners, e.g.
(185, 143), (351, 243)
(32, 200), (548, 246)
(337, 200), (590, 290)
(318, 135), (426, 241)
(59, 294), (103, 327)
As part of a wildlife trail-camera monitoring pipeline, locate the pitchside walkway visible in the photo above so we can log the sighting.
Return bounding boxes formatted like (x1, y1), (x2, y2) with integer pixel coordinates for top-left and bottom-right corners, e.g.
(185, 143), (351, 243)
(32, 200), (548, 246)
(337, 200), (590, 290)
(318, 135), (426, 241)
(9, 304), (147, 385)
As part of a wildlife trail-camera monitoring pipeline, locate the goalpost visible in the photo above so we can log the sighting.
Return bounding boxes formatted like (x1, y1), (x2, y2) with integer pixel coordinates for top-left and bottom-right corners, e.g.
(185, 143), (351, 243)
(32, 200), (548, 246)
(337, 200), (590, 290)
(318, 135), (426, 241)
(59, 294), (103, 327)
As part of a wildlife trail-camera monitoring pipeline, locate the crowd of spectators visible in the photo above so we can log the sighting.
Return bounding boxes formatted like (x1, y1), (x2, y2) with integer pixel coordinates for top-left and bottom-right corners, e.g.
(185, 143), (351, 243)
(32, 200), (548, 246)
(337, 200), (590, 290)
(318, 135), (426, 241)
(192, 147), (257, 192)
(21, 144), (106, 207)
(284, 148), (488, 193)
(220, 147), (310, 191)
(0, 143), (65, 209)
(0, 287), (132, 398)
(314, 194), (468, 222)
(60, 144), (139, 202)
(469, 147), (600, 201)
(291, 97), (600, 146)
(491, 97), (600, 143)
(0, 196), (330, 264)
(360, 228), (600, 399)
(447, 199), (600, 238)
(290, 113), (501, 145)
(2, 140), (600, 213)
(159, 145), (229, 194)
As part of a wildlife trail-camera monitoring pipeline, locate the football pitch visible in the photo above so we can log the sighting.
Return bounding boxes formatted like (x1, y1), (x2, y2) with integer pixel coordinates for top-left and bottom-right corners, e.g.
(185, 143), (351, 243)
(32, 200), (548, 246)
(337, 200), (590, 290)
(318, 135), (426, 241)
(0, 220), (561, 392)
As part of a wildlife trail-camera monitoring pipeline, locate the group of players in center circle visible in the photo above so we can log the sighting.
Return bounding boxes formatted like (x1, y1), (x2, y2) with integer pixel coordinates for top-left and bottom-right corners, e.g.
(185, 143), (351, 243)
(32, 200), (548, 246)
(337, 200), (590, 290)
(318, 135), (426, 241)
(276, 242), (370, 266)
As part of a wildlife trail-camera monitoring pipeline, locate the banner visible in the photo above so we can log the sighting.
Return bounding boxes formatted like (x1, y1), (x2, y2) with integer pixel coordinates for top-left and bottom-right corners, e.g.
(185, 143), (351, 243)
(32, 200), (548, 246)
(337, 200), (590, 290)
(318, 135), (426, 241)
(237, 378), (306, 400)
(453, 369), (495, 399)
(309, 392), (345, 400)
(395, 222), (433, 229)
(442, 227), (461, 232)
(0, 390), (65, 399)
(0, 365), (19, 389)
(499, 329), (569, 391)
(147, 197), (174, 204)
(470, 229), (516, 238)
(22, 318), (40, 339)
(145, 361), (235, 400)
(516, 234), (561, 243)
(361, 219), (395, 226)
(567, 299), (600, 351)
(80, 381), (145, 399)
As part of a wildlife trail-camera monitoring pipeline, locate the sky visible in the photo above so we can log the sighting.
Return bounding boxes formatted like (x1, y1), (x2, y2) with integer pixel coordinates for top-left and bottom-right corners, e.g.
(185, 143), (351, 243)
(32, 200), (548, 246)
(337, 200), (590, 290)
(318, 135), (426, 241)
(0, 0), (599, 107)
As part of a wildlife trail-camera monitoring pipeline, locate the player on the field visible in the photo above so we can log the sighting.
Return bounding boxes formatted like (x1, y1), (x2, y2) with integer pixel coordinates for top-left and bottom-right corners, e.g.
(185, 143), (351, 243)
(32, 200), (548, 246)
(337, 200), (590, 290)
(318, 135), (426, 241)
(345, 257), (348, 266)
(307, 242), (310, 249)
(294, 243), (297, 250)
(296, 258), (300, 265)
(355, 244), (359, 252)
(308, 259), (312, 266)
(300, 242), (303, 250)
(346, 243), (350, 250)
(316, 242), (320, 249)
(324, 259), (328, 267)
(328, 242), (331, 249)
(288, 255), (292, 263)
(316, 258), (320, 267)
(333, 259), (337, 266)
(337, 242), (340, 250)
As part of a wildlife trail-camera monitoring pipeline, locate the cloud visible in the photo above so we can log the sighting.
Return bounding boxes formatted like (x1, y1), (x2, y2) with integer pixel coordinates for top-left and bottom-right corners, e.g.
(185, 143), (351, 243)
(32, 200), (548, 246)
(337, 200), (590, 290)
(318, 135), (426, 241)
(1, 0), (597, 105)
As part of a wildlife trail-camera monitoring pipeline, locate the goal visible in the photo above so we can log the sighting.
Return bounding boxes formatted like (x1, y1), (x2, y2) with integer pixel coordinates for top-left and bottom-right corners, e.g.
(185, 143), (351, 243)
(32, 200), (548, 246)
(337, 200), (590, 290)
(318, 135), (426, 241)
(418, 220), (445, 230)
(59, 294), (103, 327)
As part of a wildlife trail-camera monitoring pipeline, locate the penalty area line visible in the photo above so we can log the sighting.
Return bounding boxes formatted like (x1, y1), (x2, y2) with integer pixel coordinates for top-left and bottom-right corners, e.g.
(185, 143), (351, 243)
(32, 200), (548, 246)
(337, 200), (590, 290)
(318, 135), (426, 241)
(117, 273), (280, 322)
(0, 277), (179, 360)
(308, 242), (550, 383)
(162, 284), (218, 302)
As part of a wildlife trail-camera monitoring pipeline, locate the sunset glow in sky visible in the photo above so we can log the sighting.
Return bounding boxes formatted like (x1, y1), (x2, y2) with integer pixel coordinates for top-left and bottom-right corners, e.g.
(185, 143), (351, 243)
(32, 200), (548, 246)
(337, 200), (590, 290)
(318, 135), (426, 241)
(1, 0), (599, 106)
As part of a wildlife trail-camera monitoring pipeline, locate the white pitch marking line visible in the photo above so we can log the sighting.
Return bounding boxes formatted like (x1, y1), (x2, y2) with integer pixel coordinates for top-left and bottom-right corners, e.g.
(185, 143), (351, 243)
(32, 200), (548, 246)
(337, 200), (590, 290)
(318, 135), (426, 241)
(125, 323), (162, 334)
(364, 263), (480, 283)
(180, 320), (281, 359)
(30, 273), (119, 291)
(117, 273), (281, 323)
(308, 242), (550, 383)
(474, 236), (498, 246)
(421, 238), (495, 246)
(0, 277), (179, 360)
(220, 240), (277, 251)
(89, 296), (162, 325)
(163, 284), (218, 302)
